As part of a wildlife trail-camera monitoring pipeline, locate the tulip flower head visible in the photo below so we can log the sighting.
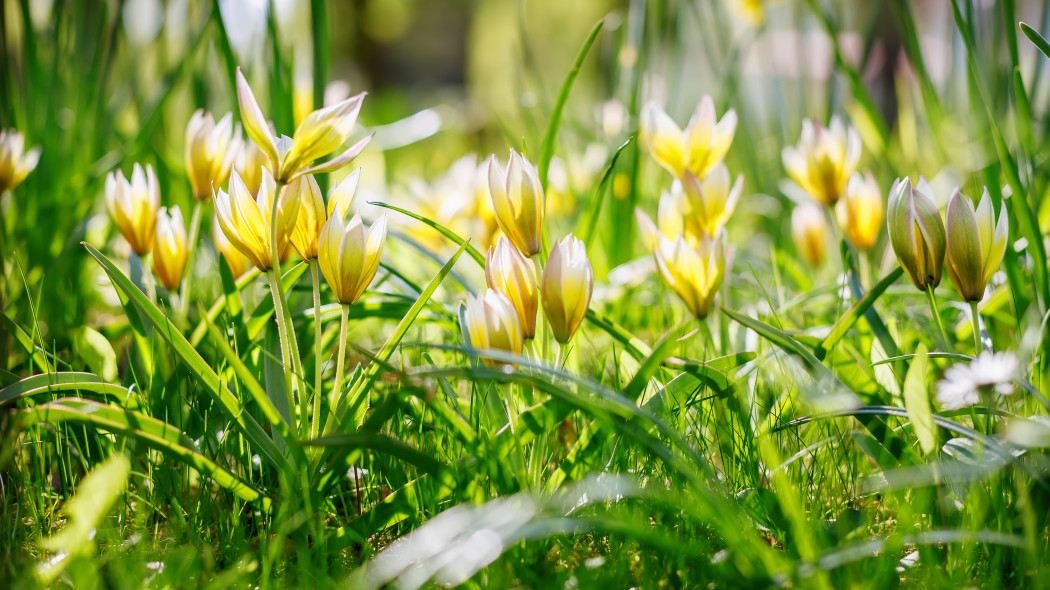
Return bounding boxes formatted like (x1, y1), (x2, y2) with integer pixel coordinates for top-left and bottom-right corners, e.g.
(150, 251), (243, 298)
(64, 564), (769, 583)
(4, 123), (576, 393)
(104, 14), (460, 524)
(0, 129), (40, 196)
(487, 150), (545, 256)
(945, 188), (1008, 302)
(836, 171), (883, 250)
(185, 110), (241, 200)
(791, 202), (828, 267)
(680, 163), (743, 238)
(106, 163), (161, 256)
(653, 230), (727, 320)
(152, 206), (188, 291)
(318, 211), (386, 305)
(486, 237), (539, 339)
(460, 288), (524, 364)
(213, 169), (300, 271)
(640, 96), (737, 180)
(235, 137), (273, 197)
(236, 68), (371, 183)
(782, 117), (861, 205)
(887, 177), (946, 291)
(289, 174), (326, 260)
(540, 235), (593, 344)
(212, 213), (250, 278)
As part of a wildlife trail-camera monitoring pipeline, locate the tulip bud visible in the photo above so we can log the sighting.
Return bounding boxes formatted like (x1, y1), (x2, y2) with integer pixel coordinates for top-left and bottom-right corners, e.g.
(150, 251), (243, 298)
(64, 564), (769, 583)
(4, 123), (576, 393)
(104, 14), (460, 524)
(679, 163), (743, 238)
(460, 288), (523, 364)
(782, 116), (861, 205)
(0, 129), (40, 196)
(488, 150), (544, 256)
(106, 163), (161, 256)
(185, 110), (241, 200)
(212, 214), (249, 278)
(486, 237), (539, 339)
(887, 177), (946, 291)
(152, 206), (188, 291)
(541, 235), (594, 343)
(640, 96), (737, 179)
(836, 171), (882, 250)
(945, 188), (1008, 302)
(318, 212), (386, 305)
(213, 169), (300, 271)
(791, 202), (828, 267)
(234, 137), (273, 197)
(289, 174), (325, 260)
(653, 231), (727, 320)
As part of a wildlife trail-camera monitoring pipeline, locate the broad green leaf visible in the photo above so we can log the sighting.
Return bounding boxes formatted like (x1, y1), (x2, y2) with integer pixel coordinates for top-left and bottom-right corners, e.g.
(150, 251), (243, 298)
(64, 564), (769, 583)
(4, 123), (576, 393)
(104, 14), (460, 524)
(74, 326), (118, 381)
(0, 372), (126, 407)
(902, 344), (937, 455)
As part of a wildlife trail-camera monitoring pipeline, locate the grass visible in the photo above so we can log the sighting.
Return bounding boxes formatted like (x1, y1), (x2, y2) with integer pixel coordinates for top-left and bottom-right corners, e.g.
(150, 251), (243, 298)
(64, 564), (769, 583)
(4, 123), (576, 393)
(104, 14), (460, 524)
(3, 0), (1050, 588)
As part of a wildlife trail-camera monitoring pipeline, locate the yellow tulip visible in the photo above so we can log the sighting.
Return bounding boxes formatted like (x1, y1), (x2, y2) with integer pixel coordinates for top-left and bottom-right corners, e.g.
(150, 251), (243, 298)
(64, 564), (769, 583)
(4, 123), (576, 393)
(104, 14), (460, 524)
(213, 169), (300, 271)
(0, 129), (40, 196)
(106, 163), (160, 256)
(782, 116), (861, 205)
(318, 211), (386, 305)
(945, 187), (1008, 302)
(185, 110), (241, 201)
(680, 163), (743, 238)
(289, 174), (325, 260)
(887, 177), (946, 291)
(541, 235), (594, 344)
(326, 168), (362, 220)
(151, 206), (188, 291)
(653, 230), (727, 320)
(791, 202), (828, 267)
(836, 171), (883, 250)
(460, 288), (523, 364)
(487, 150), (544, 256)
(236, 68), (371, 183)
(234, 136), (273, 197)
(486, 237), (539, 339)
(640, 96), (737, 179)
(211, 213), (249, 278)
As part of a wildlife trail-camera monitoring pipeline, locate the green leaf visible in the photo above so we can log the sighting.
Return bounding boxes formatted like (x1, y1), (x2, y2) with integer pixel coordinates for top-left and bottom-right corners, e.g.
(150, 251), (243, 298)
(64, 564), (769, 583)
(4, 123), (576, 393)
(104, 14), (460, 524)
(902, 344), (937, 456)
(819, 268), (903, 353)
(623, 322), (691, 402)
(580, 137), (633, 249)
(1021, 22), (1050, 60)
(74, 326), (118, 382)
(0, 311), (53, 373)
(0, 372), (126, 407)
(302, 432), (444, 475)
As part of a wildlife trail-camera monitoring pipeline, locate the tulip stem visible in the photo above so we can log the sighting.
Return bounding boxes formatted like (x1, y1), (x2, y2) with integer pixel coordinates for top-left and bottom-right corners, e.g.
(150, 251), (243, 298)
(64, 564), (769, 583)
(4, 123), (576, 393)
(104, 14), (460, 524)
(331, 303), (350, 415)
(969, 300), (984, 356)
(268, 180), (304, 427)
(310, 260), (324, 442)
(178, 201), (204, 318)
(924, 288), (950, 352)
(267, 269), (296, 425)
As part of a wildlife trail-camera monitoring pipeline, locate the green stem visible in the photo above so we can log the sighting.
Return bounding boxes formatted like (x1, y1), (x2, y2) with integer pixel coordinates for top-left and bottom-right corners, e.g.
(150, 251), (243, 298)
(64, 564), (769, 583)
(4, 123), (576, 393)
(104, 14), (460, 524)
(268, 180), (304, 428)
(331, 303), (350, 416)
(924, 287), (950, 352)
(267, 269), (296, 425)
(178, 200), (204, 318)
(310, 260), (323, 442)
(969, 300), (984, 356)
(532, 254), (549, 365)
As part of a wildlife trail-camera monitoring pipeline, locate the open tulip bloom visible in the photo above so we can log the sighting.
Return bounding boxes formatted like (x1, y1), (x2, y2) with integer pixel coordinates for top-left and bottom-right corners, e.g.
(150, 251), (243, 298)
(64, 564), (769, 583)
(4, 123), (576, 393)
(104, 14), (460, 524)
(653, 230), (727, 320)
(945, 187), (1008, 303)
(782, 116), (861, 206)
(213, 169), (300, 273)
(0, 128), (41, 196)
(106, 163), (161, 257)
(641, 96), (737, 180)
(791, 201), (828, 267)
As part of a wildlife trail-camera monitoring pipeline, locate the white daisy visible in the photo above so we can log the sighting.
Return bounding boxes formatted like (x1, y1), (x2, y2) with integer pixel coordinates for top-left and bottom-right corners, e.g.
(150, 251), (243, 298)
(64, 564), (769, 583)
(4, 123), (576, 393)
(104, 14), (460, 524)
(936, 352), (1019, 411)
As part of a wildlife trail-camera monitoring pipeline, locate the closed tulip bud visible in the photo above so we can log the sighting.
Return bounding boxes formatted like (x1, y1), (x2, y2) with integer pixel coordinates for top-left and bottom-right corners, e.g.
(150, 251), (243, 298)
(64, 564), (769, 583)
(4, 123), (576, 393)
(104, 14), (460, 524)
(679, 163), (743, 238)
(318, 212), (386, 305)
(541, 235), (593, 344)
(887, 177), (946, 291)
(488, 150), (544, 256)
(782, 116), (861, 205)
(235, 138), (273, 197)
(640, 96), (737, 179)
(106, 163), (160, 256)
(653, 231), (727, 320)
(289, 174), (325, 260)
(212, 214), (249, 278)
(945, 188), (1008, 302)
(486, 237), (539, 339)
(152, 206), (188, 291)
(0, 129), (40, 196)
(460, 288), (523, 364)
(836, 171), (882, 250)
(185, 110), (241, 200)
(791, 202), (828, 266)
(213, 169), (300, 271)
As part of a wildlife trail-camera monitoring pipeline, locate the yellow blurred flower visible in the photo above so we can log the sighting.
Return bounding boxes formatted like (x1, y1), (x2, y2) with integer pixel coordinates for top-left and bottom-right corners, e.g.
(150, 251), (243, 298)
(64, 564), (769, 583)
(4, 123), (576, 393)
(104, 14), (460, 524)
(782, 116), (861, 205)
(640, 96), (737, 180)
(106, 163), (160, 256)
(680, 163), (743, 238)
(486, 237), (539, 339)
(653, 230), (727, 320)
(185, 110), (241, 201)
(945, 187), (1008, 302)
(791, 202), (828, 266)
(213, 169), (300, 271)
(487, 150), (545, 256)
(0, 129), (40, 196)
(318, 211), (387, 305)
(289, 174), (325, 261)
(835, 171), (883, 250)
(151, 206), (187, 291)
(541, 235), (594, 344)
(460, 288), (523, 364)
(212, 213), (250, 278)
(402, 155), (497, 251)
(234, 135), (273, 197)
(887, 177), (946, 291)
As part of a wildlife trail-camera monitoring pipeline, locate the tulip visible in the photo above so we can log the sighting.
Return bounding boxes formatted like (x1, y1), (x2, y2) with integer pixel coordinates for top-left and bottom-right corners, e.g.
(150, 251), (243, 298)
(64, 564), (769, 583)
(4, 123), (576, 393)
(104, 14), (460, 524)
(653, 230), (726, 320)
(791, 202), (828, 267)
(945, 188), (1008, 302)
(460, 288), (523, 363)
(835, 171), (883, 250)
(318, 211), (387, 305)
(679, 163), (743, 238)
(541, 235), (594, 343)
(289, 174), (326, 260)
(211, 214), (250, 278)
(486, 237), (539, 339)
(185, 110), (241, 200)
(213, 169), (300, 271)
(640, 96), (737, 180)
(782, 117), (861, 205)
(487, 150), (544, 256)
(326, 168), (362, 220)
(887, 177), (946, 291)
(235, 137), (273, 197)
(106, 163), (160, 256)
(0, 129), (40, 196)
(151, 206), (188, 291)
(236, 68), (371, 183)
